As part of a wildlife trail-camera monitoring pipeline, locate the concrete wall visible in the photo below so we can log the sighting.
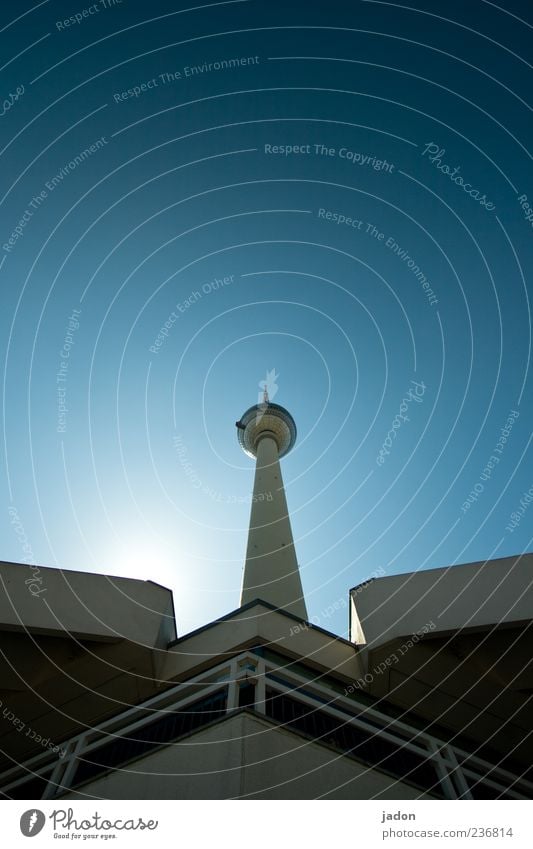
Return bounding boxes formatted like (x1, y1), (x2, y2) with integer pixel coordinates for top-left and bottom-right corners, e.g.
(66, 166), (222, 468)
(0, 560), (176, 645)
(357, 626), (533, 769)
(0, 561), (176, 772)
(158, 602), (363, 685)
(351, 553), (533, 648)
(63, 711), (435, 800)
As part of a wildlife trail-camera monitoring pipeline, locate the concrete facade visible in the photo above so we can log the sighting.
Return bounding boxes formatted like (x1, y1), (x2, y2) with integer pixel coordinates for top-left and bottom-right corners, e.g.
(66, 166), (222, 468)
(349, 553), (533, 778)
(157, 600), (362, 684)
(62, 711), (435, 800)
(1, 559), (532, 799)
(350, 553), (533, 649)
(0, 562), (175, 772)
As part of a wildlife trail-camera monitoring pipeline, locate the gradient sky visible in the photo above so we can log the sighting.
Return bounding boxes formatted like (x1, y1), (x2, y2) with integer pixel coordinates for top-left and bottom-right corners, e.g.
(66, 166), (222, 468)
(1, 0), (532, 638)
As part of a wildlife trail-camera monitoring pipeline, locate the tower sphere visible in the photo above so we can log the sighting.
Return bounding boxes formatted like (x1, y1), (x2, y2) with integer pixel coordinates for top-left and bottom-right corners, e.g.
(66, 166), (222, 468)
(236, 402), (297, 459)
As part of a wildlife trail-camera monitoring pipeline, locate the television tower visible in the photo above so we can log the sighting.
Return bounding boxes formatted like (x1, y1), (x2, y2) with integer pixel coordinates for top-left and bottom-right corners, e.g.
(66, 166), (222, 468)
(236, 391), (307, 620)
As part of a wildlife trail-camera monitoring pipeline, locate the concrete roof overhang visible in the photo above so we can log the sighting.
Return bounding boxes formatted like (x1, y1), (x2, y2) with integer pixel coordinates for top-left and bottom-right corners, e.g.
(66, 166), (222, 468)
(0, 560), (176, 769)
(160, 598), (362, 684)
(349, 552), (533, 649)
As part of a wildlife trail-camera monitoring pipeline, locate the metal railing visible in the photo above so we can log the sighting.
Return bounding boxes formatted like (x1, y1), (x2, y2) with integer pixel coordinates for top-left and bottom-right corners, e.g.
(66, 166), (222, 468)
(1, 650), (531, 799)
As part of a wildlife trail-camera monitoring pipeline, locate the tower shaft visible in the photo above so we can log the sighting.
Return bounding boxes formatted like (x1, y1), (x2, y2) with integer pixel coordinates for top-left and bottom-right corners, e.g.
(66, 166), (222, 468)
(241, 434), (307, 619)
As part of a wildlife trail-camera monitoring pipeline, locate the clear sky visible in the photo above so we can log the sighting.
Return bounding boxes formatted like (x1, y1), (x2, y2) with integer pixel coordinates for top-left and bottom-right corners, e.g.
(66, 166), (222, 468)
(1, 0), (532, 638)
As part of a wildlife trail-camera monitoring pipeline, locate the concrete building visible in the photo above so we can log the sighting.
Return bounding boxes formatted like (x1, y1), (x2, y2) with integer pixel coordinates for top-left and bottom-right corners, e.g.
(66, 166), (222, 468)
(1, 397), (532, 799)
(350, 555), (533, 796)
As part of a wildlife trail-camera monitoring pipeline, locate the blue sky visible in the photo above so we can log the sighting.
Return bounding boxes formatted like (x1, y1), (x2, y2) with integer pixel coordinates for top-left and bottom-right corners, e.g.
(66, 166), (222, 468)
(1, 0), (532, 638)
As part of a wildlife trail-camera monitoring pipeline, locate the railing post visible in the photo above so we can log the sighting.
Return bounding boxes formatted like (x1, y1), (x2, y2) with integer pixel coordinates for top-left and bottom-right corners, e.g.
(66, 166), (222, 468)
(255, 657), (266, 714)
(45, 735), (87, 798)
(227, 657), (240, 711)
(425, 739), (458, 799)
(445, 746), (473, 799)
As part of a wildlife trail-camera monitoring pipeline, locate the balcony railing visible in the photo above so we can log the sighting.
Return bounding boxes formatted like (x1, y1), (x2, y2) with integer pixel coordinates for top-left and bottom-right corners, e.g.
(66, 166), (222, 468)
(1, 649), (531, 799)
